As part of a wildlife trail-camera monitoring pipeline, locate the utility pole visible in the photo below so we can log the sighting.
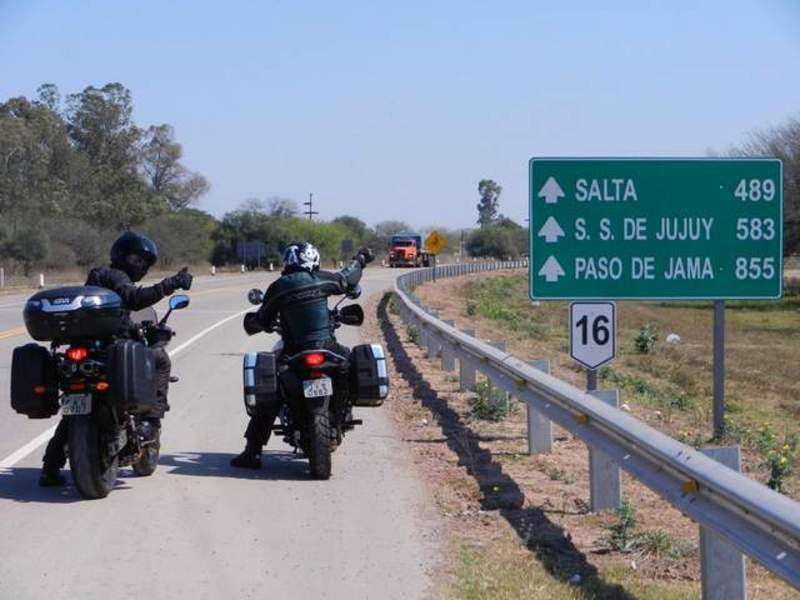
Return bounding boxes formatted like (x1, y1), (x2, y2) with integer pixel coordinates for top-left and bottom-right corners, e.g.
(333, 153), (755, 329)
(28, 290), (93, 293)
(304, 193), (319, 221)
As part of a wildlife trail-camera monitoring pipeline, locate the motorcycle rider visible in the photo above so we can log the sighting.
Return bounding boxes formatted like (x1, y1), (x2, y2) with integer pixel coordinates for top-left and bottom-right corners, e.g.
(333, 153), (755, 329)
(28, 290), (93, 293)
(231, 241), (374, 469)
(38, 231), (193, 487)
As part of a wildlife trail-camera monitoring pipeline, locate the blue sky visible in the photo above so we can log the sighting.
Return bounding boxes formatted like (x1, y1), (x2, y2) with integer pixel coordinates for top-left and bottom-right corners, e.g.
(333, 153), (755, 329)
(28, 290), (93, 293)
(1, 0), (799, 229)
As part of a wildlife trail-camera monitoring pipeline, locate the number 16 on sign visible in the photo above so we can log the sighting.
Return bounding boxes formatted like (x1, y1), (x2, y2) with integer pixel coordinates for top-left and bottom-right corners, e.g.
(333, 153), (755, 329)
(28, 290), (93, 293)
(570, 302), (616, 389)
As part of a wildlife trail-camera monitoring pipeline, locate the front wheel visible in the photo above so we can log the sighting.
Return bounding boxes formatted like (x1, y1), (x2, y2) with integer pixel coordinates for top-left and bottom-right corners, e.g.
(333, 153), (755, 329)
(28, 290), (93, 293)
(307, 399), (332, 480)
(67, 415), (119, 499)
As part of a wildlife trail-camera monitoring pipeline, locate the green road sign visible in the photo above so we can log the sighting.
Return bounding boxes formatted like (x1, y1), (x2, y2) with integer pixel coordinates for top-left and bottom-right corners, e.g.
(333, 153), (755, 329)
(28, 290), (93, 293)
(529, 158), (783, 300)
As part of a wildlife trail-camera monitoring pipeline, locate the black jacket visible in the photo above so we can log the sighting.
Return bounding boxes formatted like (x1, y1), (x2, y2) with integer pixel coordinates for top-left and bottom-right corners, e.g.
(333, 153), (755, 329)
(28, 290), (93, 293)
(85, 266), (168, 331)
(250, 260), (363, 349)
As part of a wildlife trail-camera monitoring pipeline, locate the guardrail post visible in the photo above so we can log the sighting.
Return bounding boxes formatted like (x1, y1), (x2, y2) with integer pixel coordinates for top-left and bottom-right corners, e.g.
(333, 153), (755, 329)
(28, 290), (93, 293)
(38, 273), (45, 288)
(426, 310), (441, 359)
(588, 390), (622, 512)
(0, 267), (4, 288)
(527, 360), (553, 454)
(489, 341), (510, 410)
(441, 320), (456, 371)
(459, 328), (476, 391)
(699, 446), (746, 600)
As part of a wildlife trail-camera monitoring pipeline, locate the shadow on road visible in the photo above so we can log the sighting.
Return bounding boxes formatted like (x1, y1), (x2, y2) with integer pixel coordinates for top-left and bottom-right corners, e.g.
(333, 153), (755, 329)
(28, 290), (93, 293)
(160, 450), (312, 481)
(378, 294), (634, 599)
(0, 467), (131, 503)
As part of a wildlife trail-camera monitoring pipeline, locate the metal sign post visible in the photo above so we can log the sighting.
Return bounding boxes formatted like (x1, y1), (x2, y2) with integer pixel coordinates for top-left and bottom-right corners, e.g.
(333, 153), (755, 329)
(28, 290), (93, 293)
(713, 300), (726, 437)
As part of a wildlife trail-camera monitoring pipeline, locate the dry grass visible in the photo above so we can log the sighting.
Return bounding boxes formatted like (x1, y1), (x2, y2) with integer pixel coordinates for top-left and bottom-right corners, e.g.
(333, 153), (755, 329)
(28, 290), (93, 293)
(366, 277), (800, 599)
(417, 272), (800, 499)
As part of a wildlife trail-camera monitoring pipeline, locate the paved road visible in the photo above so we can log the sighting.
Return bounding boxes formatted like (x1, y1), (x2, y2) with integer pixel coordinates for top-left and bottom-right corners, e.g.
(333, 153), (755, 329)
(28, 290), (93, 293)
(0, 268), (434, 600)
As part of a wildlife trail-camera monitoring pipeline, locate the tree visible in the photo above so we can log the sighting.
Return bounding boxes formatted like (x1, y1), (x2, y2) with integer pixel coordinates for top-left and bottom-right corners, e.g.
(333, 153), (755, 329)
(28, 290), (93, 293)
(466, 218), (527, 260)
(476, 179), (502, 227)
(267, 197), (298, 218)
(729, 117), (800, 255)
(140, 124), (209, 210)
(0, 96), (71, 232)
(333, 215), (369, 241)
(466, 226), (516, 259)
(141, 209), (217, 268)
(3, 227), (49, 275)
(374, 220), (412, 238)
(66, 83), (165, 229)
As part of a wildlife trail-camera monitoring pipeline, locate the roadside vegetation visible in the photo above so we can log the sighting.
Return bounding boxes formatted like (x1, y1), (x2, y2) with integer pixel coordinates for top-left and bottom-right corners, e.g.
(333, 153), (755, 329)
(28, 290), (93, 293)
(383, 281), (798, 598)
(430, 272), (800, 497)
(0, 84), (526, 286)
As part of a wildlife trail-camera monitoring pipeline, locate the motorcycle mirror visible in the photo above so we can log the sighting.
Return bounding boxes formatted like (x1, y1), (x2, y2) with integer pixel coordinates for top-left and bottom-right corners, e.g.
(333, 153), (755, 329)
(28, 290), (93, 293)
(339, 304), (364, 326)
(248, 289), (264, 305)
(170, 294), (190, 310)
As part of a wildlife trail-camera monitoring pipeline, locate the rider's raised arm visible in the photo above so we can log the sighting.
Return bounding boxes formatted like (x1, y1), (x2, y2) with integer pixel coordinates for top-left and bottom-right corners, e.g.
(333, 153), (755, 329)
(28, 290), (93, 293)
(86, 267), (166, 311)
(316, 259), (363, 295)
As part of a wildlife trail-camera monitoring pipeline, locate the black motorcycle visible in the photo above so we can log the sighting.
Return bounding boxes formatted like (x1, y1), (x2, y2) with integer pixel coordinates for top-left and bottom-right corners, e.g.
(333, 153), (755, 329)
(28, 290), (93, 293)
(11, 286), (189, 499)
(243, 290), (388, 479)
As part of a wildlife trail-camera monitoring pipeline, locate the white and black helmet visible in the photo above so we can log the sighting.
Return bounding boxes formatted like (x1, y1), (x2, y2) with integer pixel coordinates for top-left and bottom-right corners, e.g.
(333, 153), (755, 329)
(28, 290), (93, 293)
(283, 241), (321, 273)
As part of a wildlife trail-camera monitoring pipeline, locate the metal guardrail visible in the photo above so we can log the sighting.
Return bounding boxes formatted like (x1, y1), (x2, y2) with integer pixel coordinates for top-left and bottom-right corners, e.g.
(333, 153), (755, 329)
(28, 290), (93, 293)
(393, 261), (800, 593)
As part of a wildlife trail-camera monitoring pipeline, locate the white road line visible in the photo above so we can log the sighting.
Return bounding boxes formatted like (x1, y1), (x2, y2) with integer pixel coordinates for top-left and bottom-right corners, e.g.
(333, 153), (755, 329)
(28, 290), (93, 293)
(0, 427), (59, 470)
(169, 308), (250, 357)
(0, 307), (252, 471)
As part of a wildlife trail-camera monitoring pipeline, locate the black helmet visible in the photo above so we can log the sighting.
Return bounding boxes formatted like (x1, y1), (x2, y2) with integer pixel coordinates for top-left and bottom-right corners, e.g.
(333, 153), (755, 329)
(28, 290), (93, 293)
(110, 231), (158, 281)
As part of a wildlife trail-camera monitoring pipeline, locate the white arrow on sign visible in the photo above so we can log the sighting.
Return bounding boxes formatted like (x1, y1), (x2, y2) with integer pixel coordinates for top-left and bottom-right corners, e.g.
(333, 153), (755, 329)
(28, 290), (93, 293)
(537, 216), (565, 243)
(538, 256), (565, 282)
(537, 176), (565, 204)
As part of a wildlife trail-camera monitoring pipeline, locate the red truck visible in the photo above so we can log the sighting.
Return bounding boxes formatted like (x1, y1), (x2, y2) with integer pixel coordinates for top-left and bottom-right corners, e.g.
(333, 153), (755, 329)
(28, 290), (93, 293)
(388, 233), (432, 268)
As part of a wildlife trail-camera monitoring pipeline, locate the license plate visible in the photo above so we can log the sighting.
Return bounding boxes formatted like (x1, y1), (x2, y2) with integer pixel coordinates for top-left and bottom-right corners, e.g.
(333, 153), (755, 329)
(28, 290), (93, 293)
(303, 377), (333, 399)
(62, 394), (92, 416)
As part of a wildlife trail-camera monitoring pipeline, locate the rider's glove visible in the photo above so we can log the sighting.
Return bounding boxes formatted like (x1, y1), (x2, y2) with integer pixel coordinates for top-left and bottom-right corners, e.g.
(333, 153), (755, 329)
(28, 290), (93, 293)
(354, 247), (375, 267)
(161, 267), (193, 295)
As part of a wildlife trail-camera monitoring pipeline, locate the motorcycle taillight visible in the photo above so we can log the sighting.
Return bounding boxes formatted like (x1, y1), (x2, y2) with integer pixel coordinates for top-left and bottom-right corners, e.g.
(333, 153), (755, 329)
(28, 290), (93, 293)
(304, 353), (325, 367)
(66, 346), (89, 362)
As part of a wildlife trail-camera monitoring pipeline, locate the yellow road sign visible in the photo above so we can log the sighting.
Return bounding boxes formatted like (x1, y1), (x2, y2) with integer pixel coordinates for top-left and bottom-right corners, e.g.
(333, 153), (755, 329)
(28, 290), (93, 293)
(425, 231), (447, 255)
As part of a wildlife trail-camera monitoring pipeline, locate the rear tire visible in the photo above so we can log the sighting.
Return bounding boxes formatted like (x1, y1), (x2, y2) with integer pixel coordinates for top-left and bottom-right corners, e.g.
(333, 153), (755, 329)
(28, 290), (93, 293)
(307, 401), (332, 480)
(67, 415), (119, 499)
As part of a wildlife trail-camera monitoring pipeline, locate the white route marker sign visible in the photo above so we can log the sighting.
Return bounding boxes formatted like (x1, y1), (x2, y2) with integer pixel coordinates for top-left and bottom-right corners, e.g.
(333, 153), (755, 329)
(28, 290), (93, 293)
(570, 302), (616, 370)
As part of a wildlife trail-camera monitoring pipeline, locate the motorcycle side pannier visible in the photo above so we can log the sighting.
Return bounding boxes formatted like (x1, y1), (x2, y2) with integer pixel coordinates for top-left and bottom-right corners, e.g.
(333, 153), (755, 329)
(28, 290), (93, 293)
(10, 344), (59, 419)
(349, 344), (389, 407)
(107, 340), (158, 414)
(242, 352), (279, 417)
(23, 286), (124, 342)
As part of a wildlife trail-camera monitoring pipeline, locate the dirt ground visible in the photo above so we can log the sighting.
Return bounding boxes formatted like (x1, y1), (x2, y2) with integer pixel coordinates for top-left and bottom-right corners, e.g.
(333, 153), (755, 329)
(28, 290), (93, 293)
(362, 283), (800, 599)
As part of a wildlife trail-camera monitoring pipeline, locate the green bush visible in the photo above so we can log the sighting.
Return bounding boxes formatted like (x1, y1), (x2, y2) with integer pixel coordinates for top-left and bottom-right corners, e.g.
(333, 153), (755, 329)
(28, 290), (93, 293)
(468, 381), (513, 421)
(633, 323), (659, 354)
(604, 501), (638, 552)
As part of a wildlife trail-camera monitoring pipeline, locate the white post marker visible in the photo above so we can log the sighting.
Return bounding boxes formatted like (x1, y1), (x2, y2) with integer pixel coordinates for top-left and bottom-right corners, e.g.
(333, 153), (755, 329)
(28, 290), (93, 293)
(569, 302), (616, 370)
